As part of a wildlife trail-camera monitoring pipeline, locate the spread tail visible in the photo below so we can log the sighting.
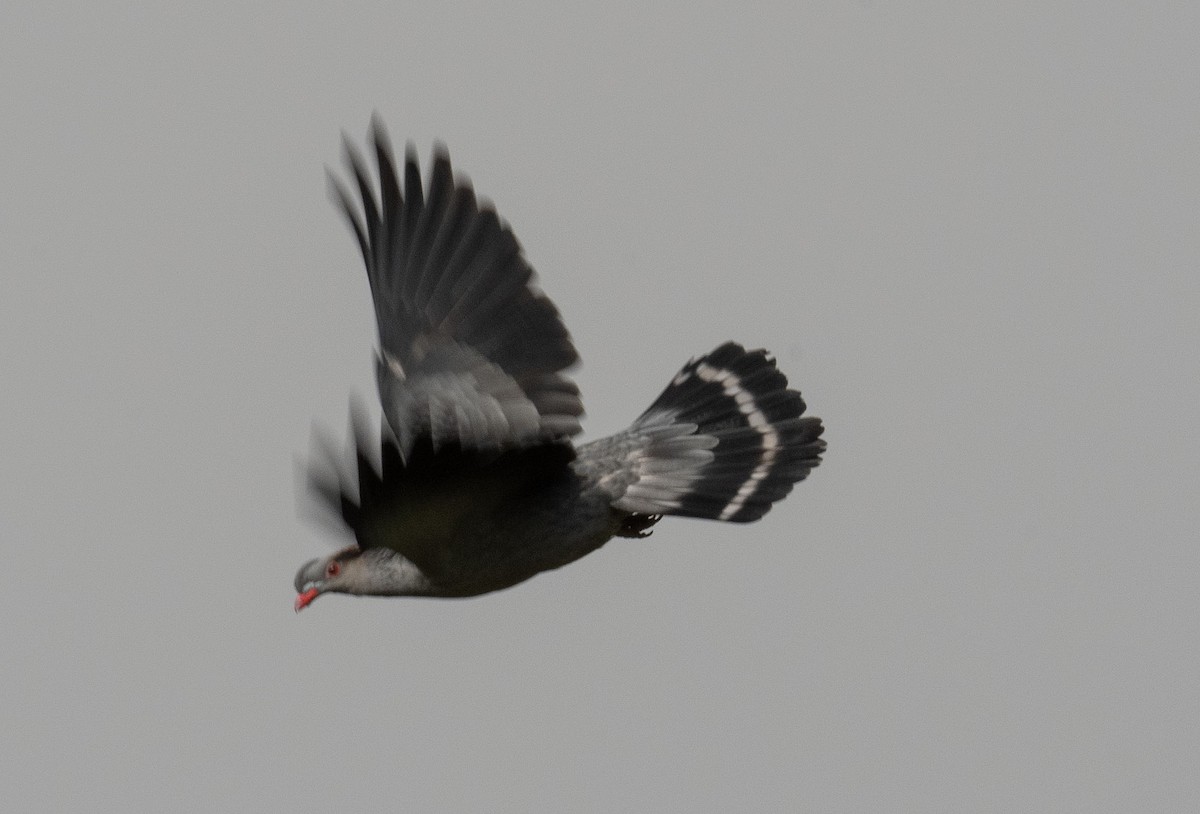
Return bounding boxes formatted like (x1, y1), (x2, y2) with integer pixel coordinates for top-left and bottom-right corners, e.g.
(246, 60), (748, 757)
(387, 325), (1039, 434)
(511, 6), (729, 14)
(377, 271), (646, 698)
(583, 342), (824, 523)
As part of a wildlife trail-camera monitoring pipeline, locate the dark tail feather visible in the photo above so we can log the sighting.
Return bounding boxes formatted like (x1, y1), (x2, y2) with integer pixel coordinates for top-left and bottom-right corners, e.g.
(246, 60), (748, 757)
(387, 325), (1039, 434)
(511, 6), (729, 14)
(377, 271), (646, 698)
(614, 342), (824, 523)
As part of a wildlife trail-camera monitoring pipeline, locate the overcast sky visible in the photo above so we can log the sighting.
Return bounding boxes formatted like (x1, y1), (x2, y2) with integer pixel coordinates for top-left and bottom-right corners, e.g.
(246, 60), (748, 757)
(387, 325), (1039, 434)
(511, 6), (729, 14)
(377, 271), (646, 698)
(3, 2), (1197, 811)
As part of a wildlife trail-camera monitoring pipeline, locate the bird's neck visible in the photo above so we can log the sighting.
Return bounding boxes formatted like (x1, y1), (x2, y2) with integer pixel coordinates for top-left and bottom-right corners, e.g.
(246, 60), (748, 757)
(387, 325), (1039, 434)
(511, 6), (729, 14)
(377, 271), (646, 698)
(358, 548), (436, 596)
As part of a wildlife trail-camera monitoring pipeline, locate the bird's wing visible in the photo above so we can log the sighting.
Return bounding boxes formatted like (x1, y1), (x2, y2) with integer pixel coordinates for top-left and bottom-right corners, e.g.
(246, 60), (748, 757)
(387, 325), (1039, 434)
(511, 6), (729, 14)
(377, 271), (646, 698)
(330, 118), (583, 457)
(308, 399), (575, 580)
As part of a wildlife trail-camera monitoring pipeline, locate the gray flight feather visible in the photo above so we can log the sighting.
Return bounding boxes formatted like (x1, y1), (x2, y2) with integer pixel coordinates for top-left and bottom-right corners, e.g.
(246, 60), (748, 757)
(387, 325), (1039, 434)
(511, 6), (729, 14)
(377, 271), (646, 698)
(330, 117), (582, 457)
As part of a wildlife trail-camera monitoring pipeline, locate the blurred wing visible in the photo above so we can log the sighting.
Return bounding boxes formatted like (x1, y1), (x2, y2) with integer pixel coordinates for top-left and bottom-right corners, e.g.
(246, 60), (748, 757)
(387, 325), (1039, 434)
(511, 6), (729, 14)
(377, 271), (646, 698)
(307, 398), (576, 579)
(331, 117), (583, 456)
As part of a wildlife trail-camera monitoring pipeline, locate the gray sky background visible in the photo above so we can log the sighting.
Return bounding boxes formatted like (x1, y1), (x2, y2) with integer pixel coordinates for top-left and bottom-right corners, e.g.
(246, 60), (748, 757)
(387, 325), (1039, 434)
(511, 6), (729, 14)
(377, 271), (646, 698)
(3, 3), (1197, 811)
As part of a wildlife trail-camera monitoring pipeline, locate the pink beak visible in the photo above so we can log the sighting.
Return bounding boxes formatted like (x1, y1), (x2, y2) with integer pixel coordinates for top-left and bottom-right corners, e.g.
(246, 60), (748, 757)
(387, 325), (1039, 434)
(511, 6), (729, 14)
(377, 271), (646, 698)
(294, 587), (320, 612)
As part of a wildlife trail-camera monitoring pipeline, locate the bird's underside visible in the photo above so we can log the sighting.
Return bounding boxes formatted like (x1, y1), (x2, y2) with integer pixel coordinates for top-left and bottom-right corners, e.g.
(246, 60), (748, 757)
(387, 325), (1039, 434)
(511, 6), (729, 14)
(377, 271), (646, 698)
(294, 118), (825, 608)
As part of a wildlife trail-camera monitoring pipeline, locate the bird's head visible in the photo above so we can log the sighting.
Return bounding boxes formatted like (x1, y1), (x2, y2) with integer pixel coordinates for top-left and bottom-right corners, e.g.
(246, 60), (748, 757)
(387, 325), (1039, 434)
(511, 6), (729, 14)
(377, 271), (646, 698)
(294, 546), (436, 608)
(293, 547), (364, 611)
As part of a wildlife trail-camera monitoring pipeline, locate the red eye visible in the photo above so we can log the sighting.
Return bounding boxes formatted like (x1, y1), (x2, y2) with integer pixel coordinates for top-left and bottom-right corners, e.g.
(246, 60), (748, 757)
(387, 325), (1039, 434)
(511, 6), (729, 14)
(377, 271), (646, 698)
(326, 561), (341, 578)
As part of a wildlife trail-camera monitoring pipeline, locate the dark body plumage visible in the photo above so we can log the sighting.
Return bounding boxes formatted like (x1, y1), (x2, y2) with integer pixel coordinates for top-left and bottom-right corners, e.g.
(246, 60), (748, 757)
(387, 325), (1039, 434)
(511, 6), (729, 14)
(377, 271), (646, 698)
(294, 119), (825, 606)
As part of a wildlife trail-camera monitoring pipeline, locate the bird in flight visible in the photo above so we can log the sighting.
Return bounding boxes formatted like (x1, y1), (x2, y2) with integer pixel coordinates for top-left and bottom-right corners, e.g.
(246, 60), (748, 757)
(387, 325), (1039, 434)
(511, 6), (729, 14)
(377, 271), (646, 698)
(294, 119), (825, 609)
